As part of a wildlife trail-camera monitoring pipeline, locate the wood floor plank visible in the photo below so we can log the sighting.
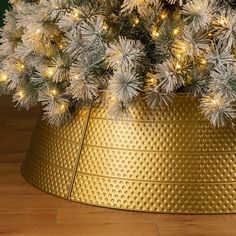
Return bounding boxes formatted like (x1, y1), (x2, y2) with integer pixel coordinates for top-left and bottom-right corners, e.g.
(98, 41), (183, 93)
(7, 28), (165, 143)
(157, 215), (236, 236)
(158, 229), (236, 236)
(0, 209), (57, 226)
(0, 223), (158, 236)
(0, 96), (38, 164)
(58, 207), (165, 224)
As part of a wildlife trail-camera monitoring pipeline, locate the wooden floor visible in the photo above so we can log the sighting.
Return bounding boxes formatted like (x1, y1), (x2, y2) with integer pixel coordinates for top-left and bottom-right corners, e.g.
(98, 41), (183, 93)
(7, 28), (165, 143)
(1, 96), (236, 236)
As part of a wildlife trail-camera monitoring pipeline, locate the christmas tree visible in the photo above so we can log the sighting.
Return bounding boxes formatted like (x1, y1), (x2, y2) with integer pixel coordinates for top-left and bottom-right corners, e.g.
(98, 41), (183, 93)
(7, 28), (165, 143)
(0, 0), (236, 127)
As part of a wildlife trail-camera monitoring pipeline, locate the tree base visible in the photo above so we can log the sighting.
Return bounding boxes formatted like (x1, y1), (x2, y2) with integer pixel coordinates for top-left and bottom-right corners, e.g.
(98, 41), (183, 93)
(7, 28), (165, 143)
(22, 95), (236, 214)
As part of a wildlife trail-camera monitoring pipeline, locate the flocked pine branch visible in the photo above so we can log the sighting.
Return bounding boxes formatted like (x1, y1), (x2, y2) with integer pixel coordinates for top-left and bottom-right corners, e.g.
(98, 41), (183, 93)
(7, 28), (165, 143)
(0, 0), (236, 127)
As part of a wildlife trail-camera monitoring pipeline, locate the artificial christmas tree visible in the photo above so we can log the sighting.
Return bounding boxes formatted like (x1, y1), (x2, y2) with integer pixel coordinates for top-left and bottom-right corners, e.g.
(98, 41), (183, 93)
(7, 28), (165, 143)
(1, 0), (236, 213)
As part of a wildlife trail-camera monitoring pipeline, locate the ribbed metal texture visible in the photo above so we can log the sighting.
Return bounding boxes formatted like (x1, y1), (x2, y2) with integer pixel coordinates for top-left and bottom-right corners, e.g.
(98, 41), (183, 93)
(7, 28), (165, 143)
(22, 95), (236, 214)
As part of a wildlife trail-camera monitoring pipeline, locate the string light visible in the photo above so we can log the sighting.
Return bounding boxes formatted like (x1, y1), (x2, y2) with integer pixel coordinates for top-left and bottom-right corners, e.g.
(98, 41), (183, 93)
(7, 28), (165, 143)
(16, 62), (26, 72)
(72, 8), (80, 18)
(0, 72), (7, 82)
(135, 18), (139, 24)
(151, 27), (160, 38)
(116, 50), (123, 57)
(18, 90), (25, 99)
(161, 12), (167, 19)
(102, 23), (108, 31)
(51, 89), (58, 96)
(146, 73), (157, 86)
(208, 94), (224, 108)
(58, 44), (63, 49)
(60, 104), (67, 112)
(46, 51), (52, 57)
(61, 104), (65, 110)
(173, 28), (179, 35)
(48, 69), (54, 76)
(211, 99), (218, 105)
(132, 17), (140, 27)
(218, 17), (227, 25)
(211, 97), (221, 106)
(176, 62), (182, 70)
(110, 95), (118, 104)
(46, 67), (55, 78)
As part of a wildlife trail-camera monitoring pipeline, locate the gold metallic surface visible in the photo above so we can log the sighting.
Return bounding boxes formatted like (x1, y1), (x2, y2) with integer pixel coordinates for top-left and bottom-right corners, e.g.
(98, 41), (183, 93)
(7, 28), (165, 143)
(22, 95), (236, 214)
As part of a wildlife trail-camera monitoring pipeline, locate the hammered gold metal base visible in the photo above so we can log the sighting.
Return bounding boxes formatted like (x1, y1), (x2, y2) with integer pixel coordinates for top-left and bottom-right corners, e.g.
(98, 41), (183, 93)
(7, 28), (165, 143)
(22, 95), (236, 214)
